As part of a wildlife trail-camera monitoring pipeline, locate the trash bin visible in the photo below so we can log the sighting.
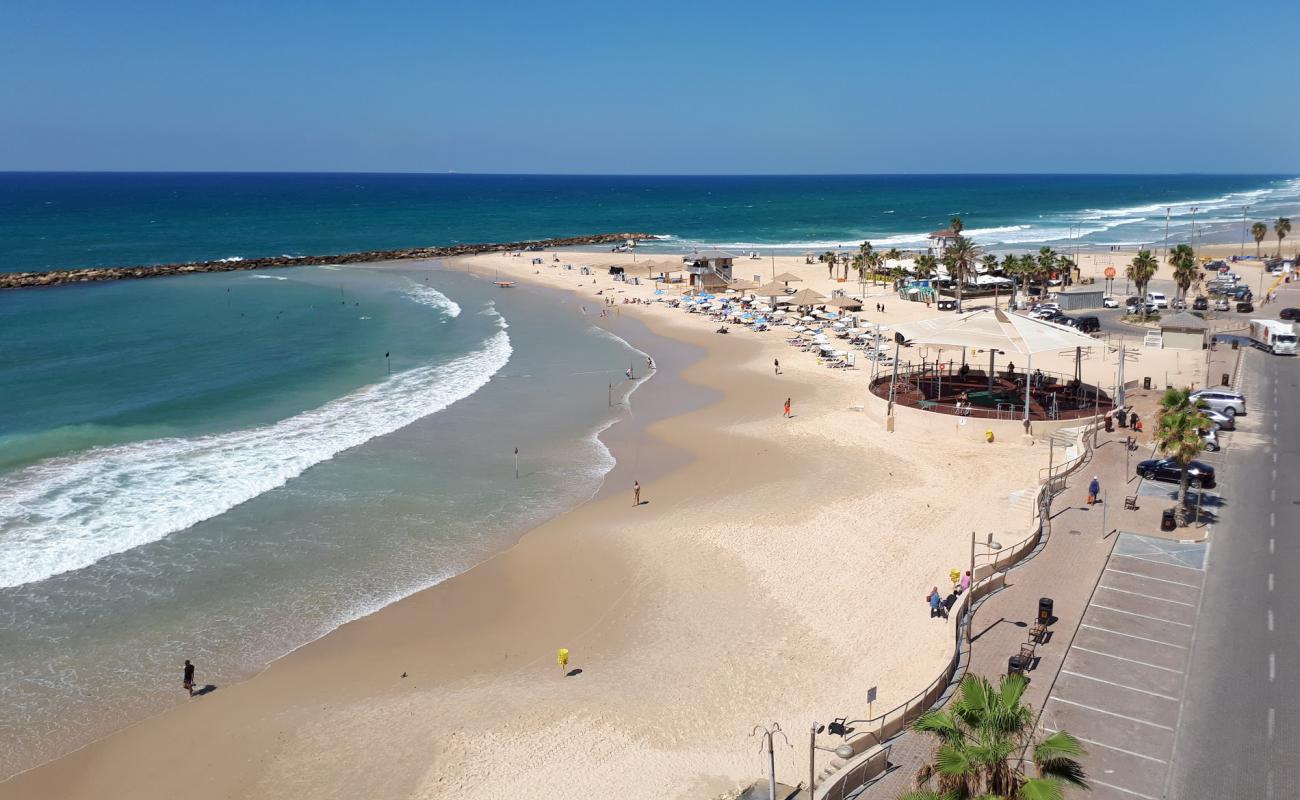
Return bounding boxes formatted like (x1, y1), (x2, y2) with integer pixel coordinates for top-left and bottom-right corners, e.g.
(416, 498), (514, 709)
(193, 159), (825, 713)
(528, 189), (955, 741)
(1008, 655), (1027, 676)
(1161, 508), (1177, 531)
(1221, 373), (1230, 387)
(1143, 376), (1152, 390)
(1105, 416), (1114, 432)
(1038, 597), (1054, 624)
(1232, 339), (1239, 350)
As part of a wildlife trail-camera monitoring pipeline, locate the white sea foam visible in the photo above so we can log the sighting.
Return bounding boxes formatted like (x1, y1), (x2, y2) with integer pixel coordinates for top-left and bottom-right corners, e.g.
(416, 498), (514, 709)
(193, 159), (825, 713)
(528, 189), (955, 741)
(215, 256), (245, 263)
(0, 321), (511, 589)
(405, 283), (462, 318)
(250, 274), (288, 280)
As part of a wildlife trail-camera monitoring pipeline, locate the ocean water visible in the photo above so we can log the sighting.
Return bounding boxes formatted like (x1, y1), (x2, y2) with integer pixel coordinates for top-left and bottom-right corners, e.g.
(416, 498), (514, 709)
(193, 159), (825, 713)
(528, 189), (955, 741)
(0, 264), (644, 776)
(1, 173), (1298, 273)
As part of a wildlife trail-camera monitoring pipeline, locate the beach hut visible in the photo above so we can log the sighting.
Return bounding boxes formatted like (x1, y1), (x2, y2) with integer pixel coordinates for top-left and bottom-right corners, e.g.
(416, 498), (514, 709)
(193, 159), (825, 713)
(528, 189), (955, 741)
(1159, 311), (1210, 350)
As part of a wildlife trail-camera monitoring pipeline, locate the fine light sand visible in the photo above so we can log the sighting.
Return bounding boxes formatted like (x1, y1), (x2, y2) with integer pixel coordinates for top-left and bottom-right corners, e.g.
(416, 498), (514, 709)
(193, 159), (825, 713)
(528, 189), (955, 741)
(6, 250), (1071, 800)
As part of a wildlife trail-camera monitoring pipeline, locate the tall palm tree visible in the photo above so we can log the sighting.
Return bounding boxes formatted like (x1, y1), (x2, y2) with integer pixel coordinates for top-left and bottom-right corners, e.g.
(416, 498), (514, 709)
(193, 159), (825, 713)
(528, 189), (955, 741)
(907, 673), (1088, 799)
(950, 216), (965, 235)
(944, 235), (980, 312)
(915, 253), (938, 280)
(1168, 243), (1198, 300)
(981, 254), (1001, 307)
(1153, 387), (1211, 524)
(1276, 217), (1292, 258)
(1252, 222), (1268, 259)
(1034, 247), (1059, 302)
(1126, 249), (1158, 315)
(1002, 254), (1025, 309)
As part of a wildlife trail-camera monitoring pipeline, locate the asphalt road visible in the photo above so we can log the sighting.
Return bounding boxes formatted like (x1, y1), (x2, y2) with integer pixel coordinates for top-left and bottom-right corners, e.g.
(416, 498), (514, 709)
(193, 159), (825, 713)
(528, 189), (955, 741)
(1165, 348), (1300, 798)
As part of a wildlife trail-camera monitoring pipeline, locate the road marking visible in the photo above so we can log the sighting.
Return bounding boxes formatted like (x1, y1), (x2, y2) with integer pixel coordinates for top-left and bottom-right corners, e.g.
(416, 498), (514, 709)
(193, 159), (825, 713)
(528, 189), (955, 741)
(1074, 646), (1184, 673)
(1269, 609), (1274, 631)
(1271, 512), (1276, 528)
(1269, 770), (1275, 800)
(1270, 652), (1276, 682)
(1271, 488), (1276, 502)
(1061, 669), (1180, 701)
(1273, 468), (1278, 481)
(1270, 537), (1275, 553)
(1105, 567), (1201, 588)
(1048, 696), (1174, 730)
(1097, 585), (1196, 606)
(1043, 727), (1169, 764)
(1111, 553), (1204, 573)
(1268, 707), (1275, 740)
(1081, 623), (1186, 648)
(1269, 573), (1275, 592)
(1275, 452), (1279, 463)
(1091, 603), (1193, 627)
(1090, 778), (1161, 800)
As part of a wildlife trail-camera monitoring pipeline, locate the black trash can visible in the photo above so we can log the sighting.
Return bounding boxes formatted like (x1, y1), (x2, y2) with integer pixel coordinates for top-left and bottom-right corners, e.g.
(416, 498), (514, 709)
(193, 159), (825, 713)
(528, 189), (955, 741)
(1038, 597), (1054, 625)
(1232, 339), (1239, 350)
(1221, 373), (1230, 387)
(1161, 508), (1177, 531)
(1143, 376), (1152, 390)
(1008, 655), (1027, 676)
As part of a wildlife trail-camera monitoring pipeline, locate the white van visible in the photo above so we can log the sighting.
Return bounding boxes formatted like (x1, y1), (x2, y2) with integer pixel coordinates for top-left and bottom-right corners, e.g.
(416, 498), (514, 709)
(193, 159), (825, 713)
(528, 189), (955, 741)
(1146, 292), (1168, 310)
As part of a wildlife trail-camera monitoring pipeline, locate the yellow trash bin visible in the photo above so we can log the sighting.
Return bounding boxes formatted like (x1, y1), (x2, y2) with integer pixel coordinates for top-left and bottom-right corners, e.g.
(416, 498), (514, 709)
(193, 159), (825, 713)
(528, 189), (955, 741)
(985, 430), (994, 443)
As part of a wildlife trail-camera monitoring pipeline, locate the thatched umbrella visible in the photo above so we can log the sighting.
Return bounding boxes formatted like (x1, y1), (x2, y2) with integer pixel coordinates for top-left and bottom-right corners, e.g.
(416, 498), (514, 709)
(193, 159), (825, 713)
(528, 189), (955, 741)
(787, 288), (827, 306)
(773, 272), (804, 284)
(825, 296), (864, 310)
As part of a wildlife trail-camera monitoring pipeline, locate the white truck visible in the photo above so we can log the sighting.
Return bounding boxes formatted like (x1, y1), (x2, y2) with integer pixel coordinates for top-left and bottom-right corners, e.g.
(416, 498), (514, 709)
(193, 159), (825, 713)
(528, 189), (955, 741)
(1249, 319), (1297, 355)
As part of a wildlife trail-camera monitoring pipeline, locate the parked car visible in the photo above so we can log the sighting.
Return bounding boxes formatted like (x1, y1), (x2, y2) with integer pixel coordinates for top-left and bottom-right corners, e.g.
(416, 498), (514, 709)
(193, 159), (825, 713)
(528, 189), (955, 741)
(1280, 307), (1299, 321)
(1073, 315), (1101, 333)
(1214, 298), (1230, 312)
(1146, 291), (1169, 310)
(1201, 407), (1235, 431)
(1191, 388), (1246, 418)
(1136, 458), (1217, 489)
(1173, 299), (1187, 311)
(1103, 296), (1119, 308)
(1200, 428), (1221, 452)
(1192, 296), (1209, 311)
(1232, 286), (1253, 301)
(1237, 301), (1255, 313)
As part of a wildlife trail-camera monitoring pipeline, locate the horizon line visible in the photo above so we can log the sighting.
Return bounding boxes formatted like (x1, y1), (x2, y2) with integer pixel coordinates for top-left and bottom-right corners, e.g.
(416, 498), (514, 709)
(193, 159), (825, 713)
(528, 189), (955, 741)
(1, 170), (1295, 178)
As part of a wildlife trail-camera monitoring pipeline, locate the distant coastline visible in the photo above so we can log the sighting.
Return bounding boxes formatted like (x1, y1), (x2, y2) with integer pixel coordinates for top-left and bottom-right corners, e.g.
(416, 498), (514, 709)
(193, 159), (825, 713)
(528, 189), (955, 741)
(0, 232), (655, 290)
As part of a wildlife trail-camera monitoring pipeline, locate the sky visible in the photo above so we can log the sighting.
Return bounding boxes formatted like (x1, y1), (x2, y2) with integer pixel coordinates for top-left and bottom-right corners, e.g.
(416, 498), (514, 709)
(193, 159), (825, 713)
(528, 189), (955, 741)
(2, 0), (1296, 174)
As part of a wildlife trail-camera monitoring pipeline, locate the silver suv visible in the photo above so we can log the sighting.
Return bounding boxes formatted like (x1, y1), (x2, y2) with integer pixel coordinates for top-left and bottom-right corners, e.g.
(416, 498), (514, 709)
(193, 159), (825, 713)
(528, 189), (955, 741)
(1192, 388), (1246, 418)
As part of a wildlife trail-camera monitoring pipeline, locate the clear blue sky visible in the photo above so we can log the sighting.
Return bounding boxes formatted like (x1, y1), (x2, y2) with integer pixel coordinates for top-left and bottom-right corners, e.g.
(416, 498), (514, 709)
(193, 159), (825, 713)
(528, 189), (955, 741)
(2, 0), (1295, 174)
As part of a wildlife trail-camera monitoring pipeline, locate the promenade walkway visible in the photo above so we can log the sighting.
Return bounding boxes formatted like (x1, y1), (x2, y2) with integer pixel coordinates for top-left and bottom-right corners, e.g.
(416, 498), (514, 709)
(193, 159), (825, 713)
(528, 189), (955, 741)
(860, 387), (1196, 799)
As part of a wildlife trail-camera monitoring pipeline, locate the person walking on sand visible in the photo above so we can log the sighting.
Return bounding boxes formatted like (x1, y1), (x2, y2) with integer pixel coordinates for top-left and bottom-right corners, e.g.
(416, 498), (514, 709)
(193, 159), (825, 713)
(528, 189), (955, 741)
(633, 480), (641, 507)
(183, 659), (196, 697)
(783, 397), (791, 418)
(1087, 475), (1100, 505)
(774, 358), (781, 375)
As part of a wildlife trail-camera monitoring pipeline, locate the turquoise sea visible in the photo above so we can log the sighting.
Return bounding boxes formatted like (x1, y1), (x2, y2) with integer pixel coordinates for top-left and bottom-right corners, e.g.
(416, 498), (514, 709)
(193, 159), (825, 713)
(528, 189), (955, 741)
(0, 263), (644, 775)
(1, 172), (1298, 776)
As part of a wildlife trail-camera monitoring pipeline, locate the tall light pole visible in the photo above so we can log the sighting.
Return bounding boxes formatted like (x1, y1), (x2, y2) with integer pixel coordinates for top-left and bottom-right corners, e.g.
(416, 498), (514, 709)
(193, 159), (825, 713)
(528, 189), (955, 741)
(809, 724), (856, 796)
(751, 724), (789, 800)
(1162, 207), (1171, 263)
(1190, 206), (1200, 252)
(1241, 205), (1250, 257)
(967, 531), (1003, 642)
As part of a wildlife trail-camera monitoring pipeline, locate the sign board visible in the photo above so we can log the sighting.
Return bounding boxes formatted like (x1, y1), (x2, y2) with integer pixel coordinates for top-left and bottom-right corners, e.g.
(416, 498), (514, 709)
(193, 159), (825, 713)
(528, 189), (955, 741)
(867, 686), (878, 704)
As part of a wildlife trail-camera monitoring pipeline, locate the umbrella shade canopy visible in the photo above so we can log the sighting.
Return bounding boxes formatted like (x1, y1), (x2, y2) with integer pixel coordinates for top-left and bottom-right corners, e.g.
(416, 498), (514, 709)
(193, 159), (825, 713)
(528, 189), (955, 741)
(773, 272), (804, 283)
(728, 278), (760, 291)
(825, 296), (864, 310)
(787, 288), (827, 305)
(893, 308), (1099, 355)
(756, 281), (789, 296)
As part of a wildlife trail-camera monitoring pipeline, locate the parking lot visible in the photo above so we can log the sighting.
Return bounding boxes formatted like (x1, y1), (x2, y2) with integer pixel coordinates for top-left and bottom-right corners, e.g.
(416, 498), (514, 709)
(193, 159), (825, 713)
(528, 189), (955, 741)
(1039, 534), (1207, 800)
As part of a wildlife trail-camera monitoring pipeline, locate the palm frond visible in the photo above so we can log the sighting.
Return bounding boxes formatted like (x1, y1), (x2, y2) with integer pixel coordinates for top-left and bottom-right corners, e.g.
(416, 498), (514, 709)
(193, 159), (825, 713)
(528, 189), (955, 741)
(1016, 777), (1067, 800)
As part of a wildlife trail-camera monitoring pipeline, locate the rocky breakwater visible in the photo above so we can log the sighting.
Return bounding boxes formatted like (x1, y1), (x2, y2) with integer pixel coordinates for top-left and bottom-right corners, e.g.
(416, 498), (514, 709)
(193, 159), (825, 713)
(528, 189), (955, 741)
(0, 233), (659, 291)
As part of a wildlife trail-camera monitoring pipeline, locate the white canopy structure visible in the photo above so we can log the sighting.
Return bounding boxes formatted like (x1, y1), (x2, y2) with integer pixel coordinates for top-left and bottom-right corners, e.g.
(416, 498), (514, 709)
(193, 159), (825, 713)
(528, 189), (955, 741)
(893, 308), (1100, 422)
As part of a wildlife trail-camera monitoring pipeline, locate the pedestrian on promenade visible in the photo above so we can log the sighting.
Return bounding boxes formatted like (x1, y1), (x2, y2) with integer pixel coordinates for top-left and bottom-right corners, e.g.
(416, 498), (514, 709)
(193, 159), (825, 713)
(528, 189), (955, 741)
(1087, 475), (1101, 505)
(183, 659), (196, 697)
(783, 398), (791, 418)
(1129, 409), (1141, 431)
(625, 367), (633, 381)
(633, 480), (641, 507)
(928, 587), (947, 619)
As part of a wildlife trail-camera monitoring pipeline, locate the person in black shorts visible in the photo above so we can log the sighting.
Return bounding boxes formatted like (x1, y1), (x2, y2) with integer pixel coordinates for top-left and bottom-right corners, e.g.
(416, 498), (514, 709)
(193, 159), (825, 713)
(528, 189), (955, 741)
(183, 659), (196, 697)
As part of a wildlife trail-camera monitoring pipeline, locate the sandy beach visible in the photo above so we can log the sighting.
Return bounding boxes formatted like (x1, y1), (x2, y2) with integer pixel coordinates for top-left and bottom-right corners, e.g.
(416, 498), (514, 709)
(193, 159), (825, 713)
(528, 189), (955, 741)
(7, 237), (1287, 799)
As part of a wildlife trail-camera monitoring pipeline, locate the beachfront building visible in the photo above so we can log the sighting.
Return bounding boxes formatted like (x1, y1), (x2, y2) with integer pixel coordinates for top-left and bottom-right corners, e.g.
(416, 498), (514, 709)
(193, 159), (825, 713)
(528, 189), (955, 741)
(684, 250), (735, 288)
(1054, 286), (1105, 311)
(1158, 311), (1210, 350)
(927, 229), (959, 257)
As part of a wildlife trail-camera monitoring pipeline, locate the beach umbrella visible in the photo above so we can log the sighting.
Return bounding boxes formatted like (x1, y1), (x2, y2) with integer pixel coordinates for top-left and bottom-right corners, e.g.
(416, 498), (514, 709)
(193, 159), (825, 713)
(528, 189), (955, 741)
(773, 272), (804, 284)
(788, 288), (826, 305)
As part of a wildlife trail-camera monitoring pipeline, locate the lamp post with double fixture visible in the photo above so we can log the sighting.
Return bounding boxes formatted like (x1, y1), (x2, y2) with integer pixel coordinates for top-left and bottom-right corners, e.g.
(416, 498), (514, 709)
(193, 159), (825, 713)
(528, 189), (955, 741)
(967, 531), (1003, 643)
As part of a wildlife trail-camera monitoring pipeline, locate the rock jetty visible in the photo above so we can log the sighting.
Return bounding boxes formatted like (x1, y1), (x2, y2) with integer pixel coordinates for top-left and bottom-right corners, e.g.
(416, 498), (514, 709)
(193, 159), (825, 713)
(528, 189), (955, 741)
(0, 233), (658, 291)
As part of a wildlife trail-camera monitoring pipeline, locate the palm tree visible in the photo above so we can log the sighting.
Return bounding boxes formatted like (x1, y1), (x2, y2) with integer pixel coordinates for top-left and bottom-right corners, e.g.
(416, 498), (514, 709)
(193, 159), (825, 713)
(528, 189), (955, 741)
(1153, 387), (1212, 524)
(1276, 217), (1292, 258)
(1034, 247), (1059, 302)
(915, 254), (937, 280)
(907, 673), (1088, 799)
(1168, 244), (1198, 300)
(1126, 250), (1158, 316)
(1252, 222), (1268, 259)
(945, 235), (981, 312)
(950, 216), (965, 235)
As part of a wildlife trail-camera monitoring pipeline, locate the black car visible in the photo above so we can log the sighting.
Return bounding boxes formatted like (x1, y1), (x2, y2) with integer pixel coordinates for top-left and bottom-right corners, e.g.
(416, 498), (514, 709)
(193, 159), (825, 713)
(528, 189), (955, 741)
(1136, 458), (1216, 489)
(1237, 301), (1254, 313)
(1233, 287), (1253, 301)
(1281, 307), (1299, 321)
(1073, 315), (1101, 333)
(1192, 296), (1209, 311)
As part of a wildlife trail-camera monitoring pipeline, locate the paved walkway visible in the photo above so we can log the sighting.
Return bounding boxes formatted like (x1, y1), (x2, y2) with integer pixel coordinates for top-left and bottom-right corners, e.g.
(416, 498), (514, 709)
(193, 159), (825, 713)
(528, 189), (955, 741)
(861, 395), (1193, 797)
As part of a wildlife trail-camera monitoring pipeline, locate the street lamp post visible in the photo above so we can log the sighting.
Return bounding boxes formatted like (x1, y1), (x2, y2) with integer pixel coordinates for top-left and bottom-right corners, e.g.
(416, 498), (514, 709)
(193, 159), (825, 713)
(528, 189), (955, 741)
(809, 724), (857, 796)
(967, 531), (1003, 643)
(1241, 205), (1250, 258)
